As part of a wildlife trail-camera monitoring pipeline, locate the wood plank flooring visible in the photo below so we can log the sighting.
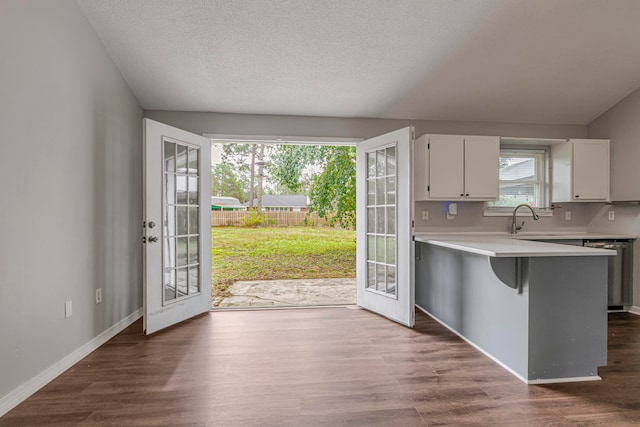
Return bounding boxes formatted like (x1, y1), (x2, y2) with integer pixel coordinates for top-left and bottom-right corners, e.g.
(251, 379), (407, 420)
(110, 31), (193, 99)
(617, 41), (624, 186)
(2, 308), (640, 426)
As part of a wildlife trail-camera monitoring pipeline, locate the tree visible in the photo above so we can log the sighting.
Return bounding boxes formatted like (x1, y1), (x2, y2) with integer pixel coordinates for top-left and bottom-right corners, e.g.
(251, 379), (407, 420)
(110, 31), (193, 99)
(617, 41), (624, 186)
(270, 145), (356, 228)
(221, 143), (273, 207)
(211, 163), (247, 202)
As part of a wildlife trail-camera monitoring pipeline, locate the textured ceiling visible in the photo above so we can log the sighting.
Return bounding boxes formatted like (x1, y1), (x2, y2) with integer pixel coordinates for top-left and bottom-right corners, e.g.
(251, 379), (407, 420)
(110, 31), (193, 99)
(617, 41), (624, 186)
(77, 0), (640, 124)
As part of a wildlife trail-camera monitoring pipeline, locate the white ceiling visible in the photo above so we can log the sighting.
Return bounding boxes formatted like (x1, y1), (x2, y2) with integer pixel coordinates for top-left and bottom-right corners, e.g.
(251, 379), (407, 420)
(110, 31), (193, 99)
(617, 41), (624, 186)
(77, 0), (640, 124)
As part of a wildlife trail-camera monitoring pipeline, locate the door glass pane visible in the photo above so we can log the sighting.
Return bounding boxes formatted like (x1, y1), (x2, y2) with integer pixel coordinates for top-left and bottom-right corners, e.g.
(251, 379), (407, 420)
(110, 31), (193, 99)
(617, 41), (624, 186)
(376, 151), (385, 177)
(177, 237), (188, 266)
(376, 236), (385, 263)
(164, 206), (175, 237)
(177, 206), (188, 235)
(364, 144), (398, 298)
(386, 266), (396, 295)
(386, 146), (396, 175)
(188, 148), (199, 175)
(386, 176), (395, 205)
(376, 264), (386, 292)
(161, 139), (201, 305)
(188, 207), (199, 234)
(367, 153), (376, 178)
(165, 174), (175, 205)
(188, 176), (199, 205)
(386, 237), (396, 264)
(164, 238), (176, 269)
(367, 208), (375, 233)
(367, 179), (375, 205)
(386, 207), (395, 235)
(367, 263), (376, 289)
(376, 178), (385, 205)
(177, 176), (188, 204)
(164, 141), (176, 173)
(188, 236), (199, 264)
(367, 235), (375, 261)
(376, 207), (385, 234)
(176, 144), (188, 172)
(176, 268), (188, 297)
(188, 266), (199, 294)
(164, 269), (176, 301)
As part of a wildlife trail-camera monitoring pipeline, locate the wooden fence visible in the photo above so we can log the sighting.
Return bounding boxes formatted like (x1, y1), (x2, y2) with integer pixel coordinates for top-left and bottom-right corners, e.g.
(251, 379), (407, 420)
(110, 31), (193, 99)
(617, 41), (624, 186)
(211, 211), (329, 227)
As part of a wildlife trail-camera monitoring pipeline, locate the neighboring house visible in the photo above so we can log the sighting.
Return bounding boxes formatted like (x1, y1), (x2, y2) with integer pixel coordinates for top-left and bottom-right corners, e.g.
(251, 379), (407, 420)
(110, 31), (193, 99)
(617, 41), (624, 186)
(242, 195), (308, 212)
(499, 157), (535, 197)
(210, 196), (245, 211)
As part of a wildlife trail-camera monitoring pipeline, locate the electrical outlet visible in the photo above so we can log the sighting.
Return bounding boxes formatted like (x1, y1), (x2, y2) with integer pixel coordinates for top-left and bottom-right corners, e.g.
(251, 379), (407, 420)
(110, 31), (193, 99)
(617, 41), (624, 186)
(608, 211), (615, 221)
(65, 300), (72, 318)
(422, 210), (429, 221)
(96, 288), (102, 304)
(565, 211), (572, 221)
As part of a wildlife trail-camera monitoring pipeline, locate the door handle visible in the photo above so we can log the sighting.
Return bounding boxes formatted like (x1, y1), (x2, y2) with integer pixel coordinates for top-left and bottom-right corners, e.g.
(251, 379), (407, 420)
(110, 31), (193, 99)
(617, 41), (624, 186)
(148, 236), (158, 243)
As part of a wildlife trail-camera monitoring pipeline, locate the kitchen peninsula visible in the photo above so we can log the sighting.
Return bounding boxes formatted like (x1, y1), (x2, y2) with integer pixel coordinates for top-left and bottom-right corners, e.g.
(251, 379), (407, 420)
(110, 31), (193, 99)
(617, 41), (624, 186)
(414, 233), (616, 384)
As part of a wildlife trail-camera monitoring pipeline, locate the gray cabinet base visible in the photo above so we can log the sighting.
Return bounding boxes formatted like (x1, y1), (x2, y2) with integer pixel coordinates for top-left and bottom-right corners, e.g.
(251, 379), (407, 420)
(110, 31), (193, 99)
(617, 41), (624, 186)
(415, 242), (608, 383)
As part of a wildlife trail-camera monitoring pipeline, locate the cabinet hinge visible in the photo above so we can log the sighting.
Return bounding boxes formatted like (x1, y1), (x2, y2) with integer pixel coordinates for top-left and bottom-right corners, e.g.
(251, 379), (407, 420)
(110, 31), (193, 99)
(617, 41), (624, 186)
(412, 220), (415, 228)
(427, 143), (430, 149)
(427, 185), (430, 192)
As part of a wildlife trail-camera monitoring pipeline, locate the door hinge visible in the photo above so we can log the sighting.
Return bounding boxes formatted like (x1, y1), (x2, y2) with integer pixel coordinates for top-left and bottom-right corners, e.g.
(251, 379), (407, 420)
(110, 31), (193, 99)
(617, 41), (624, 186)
(143, 221), (146, 228)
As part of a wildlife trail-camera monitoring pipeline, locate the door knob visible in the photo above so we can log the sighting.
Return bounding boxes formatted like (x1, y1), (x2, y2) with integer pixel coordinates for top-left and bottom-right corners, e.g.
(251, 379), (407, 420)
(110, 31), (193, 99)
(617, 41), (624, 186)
(148, 236), (158, 243)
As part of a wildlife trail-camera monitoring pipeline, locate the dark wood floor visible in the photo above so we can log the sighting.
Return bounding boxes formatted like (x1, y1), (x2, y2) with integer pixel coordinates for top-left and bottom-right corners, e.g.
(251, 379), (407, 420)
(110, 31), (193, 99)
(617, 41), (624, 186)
(2, 308), (640, 426)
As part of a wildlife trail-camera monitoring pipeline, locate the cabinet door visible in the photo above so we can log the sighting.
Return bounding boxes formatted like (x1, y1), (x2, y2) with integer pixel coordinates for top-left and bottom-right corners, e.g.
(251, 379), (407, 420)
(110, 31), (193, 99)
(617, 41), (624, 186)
(572, 139), (609, 201)
(428, 135), (464, 199)
(464, 136), (499, 200)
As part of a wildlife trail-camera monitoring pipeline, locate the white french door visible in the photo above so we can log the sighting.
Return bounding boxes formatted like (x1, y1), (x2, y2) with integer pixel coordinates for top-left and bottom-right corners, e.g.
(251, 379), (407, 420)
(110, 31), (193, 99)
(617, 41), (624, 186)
(143, 119), (212, 334)
(356, 127), (415, 327)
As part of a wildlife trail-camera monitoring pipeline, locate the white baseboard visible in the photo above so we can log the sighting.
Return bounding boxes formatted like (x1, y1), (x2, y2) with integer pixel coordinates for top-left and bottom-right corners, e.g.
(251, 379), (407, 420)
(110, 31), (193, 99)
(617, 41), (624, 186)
(415, 304), (601, 385)
(0, 308), (143, 418)
(629, 306), (640, 316)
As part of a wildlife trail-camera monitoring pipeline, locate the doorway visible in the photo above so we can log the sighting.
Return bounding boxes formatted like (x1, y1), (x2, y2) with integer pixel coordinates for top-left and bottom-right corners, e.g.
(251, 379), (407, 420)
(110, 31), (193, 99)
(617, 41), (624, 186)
(206, 135), (360, 309)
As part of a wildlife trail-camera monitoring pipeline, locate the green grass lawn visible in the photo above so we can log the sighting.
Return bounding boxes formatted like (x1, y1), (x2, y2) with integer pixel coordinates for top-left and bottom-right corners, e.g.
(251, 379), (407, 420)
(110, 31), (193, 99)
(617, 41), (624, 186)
(211, 226), (356, 301)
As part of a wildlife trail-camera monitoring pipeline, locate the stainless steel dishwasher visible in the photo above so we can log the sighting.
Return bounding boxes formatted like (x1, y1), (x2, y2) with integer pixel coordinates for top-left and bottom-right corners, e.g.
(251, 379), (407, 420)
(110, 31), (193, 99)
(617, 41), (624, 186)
(583, 240), (633, 310)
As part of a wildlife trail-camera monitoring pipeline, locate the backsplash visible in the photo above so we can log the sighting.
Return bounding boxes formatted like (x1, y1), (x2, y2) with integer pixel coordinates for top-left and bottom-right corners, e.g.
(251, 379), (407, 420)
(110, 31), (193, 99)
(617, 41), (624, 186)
(415, 201), (595, 233)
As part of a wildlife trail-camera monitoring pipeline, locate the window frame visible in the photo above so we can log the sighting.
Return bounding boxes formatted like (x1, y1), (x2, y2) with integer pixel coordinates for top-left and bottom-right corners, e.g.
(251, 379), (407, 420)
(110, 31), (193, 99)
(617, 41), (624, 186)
(484, 147), (552, 216)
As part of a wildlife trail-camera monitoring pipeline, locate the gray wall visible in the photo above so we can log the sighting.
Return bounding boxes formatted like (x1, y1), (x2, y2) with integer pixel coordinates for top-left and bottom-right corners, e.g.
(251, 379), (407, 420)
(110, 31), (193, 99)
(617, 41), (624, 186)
(145, 110), (587, 141)
(0, 0), (143, 401)
(589, 86), (640, 202)
(587, 87), (640, 307)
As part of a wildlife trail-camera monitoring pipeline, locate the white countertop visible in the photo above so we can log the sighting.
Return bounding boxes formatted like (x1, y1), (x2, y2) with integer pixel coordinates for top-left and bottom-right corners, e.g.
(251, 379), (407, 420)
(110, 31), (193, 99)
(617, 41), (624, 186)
(413, 232), (622, 257)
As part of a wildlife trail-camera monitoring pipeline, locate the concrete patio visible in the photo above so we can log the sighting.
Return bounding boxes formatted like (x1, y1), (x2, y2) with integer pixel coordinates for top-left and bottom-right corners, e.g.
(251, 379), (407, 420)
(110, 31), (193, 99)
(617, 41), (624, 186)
(214, 278), (356, 308)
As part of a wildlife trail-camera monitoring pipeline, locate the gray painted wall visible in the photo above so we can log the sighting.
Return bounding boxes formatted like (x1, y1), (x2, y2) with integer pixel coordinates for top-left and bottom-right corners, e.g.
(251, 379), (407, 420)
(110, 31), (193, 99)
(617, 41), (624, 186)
(145, 110), (587, 141)
(587, 87), (640, 307)
(0, 0), (143, 401)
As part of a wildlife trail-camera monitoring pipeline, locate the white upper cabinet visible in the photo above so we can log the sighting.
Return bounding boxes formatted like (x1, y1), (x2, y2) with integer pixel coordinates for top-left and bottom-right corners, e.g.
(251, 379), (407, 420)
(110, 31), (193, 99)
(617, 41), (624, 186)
(551, 139), (610, 202)
(415, 134), (499, 201)
(464, 136), (500, 199)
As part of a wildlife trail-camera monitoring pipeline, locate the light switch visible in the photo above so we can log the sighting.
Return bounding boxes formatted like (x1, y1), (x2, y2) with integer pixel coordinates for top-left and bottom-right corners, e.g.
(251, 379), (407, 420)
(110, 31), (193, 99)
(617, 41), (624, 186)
(565, 211), (572, 221)
(65, 300), (72, 318)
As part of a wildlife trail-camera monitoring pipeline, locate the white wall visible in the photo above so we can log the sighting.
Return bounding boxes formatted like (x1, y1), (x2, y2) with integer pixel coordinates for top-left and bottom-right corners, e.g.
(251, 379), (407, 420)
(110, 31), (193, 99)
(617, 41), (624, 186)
(588, 87), (640, 309)
(0, 0), (143, 406)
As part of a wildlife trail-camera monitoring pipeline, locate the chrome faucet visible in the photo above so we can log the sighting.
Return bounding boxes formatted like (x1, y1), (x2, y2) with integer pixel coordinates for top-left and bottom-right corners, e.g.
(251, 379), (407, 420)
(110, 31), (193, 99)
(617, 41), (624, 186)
(511, 204), (540, 234)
